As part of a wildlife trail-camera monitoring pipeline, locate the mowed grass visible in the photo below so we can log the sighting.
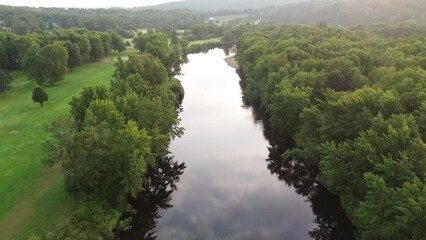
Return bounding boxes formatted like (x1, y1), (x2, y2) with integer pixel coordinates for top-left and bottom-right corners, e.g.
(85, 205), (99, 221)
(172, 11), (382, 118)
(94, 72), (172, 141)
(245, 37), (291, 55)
(189, 37), (222, 46)
(214, 14), (249, 24)
(0, 60), (115, 239)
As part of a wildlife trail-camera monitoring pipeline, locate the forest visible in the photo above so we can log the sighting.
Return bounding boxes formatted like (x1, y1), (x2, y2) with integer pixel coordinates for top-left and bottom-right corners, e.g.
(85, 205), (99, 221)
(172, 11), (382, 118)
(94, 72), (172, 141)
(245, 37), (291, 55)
(236, 22), (426, 240)
(0, 5), (205, 33)
(1, 0), (426, 239)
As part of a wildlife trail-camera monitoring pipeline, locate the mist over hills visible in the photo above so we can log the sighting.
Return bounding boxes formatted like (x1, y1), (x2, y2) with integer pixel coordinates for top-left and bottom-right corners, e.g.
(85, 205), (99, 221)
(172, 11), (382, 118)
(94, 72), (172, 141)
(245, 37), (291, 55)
(141, 0), (306, 12)
(257, 0), (426, 25)
(139, 0), (425, 25)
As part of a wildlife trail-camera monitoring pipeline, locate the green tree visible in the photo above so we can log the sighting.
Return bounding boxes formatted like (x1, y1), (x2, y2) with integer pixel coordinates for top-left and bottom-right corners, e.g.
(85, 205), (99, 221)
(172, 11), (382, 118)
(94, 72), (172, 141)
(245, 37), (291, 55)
(45, 99), (152, 205)
(320, 114), (426, 215)
(23, 42), (68, 85)
(267, 80), (312, 136)
(0, 42), (8, 69)
(113, 54), (168, 85)
(15, 35), (36, 66)
(110, 32), (126, 54)
(354, 175), (426, 240)
(22, 44), (46, 85)
(69, 86), (110, 127)
(132, 32), (147, 53)
(171, 30), (179, 45)
(89, 34), (105, 60)
(64, 41), (82, 71)
(0, 69), (12, 97)
(144, 33), (169, 64)
(99, 32), (112, 56)
(32, 86), (48, 107)
(40, 42), (69, 85)
(325, 57), (368, 91)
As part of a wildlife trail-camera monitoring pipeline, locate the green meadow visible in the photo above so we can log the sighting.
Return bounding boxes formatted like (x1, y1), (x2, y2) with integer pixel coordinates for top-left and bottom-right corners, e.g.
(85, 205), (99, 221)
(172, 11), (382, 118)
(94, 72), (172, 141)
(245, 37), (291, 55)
(189, 37), (222, 46)
(0, 60), (115, 239)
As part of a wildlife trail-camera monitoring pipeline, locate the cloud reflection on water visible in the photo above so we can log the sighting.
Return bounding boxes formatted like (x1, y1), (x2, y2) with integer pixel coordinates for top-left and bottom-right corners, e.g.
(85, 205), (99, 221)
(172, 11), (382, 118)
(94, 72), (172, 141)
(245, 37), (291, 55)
(156, 49), (316, 240)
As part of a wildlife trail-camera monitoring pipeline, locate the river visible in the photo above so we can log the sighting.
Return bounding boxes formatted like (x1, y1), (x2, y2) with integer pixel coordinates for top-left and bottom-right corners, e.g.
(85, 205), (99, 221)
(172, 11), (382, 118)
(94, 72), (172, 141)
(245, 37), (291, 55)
(118, 48), (355, 240)
(157, 48), (315, 239)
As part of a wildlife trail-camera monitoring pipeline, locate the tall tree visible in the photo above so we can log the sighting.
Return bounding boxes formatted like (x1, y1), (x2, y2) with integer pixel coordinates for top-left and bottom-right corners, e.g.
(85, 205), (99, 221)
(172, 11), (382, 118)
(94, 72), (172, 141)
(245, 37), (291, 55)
(132, 32), (147, 53)
(40, 42), (69, 85)
(23, 42), (68, 85)
(0, 69), (12, 97)
(171, 30), (179, 45)
(89, 34), (105, 60)
(110, 32), (126, 54)
(99, 32), (112, 56)
(64, 41), (82, 71)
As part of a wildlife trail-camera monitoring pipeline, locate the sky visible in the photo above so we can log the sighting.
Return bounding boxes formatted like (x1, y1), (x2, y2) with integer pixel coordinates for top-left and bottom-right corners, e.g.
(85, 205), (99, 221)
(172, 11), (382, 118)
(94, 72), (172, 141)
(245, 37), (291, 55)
(0, 0), (182, 8)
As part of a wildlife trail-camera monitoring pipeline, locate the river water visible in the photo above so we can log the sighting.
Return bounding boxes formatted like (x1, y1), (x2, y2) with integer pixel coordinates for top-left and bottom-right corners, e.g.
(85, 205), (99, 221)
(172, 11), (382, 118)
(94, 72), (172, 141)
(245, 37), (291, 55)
(155, 49), (316, 239)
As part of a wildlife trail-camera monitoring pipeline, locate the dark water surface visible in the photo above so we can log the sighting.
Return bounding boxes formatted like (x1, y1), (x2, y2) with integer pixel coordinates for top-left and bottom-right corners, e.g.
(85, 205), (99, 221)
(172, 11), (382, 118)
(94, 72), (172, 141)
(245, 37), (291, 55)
(157, 49), (315, 240)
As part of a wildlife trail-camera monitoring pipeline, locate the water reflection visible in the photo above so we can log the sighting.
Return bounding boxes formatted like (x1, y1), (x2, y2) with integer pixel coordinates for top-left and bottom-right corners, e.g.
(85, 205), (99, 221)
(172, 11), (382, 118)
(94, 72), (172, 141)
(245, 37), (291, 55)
(266, 145), (356, 240)
(156, 49), (316, 240)
(187, 41), (234, 54)
(117, 49), (355, 240)
(248, 98), (356, 239)
(116, 155), (186, 240)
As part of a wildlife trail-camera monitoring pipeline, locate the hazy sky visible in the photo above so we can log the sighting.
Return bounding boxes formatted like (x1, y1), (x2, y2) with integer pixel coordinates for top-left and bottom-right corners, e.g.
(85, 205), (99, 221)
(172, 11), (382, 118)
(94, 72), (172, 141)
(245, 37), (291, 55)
(0, 0), (182, 8)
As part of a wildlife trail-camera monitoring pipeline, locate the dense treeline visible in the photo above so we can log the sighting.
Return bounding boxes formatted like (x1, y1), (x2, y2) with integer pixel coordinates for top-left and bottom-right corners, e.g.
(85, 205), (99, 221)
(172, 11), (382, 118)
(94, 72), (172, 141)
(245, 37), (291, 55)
(184, 24), (252, 54)
(184, 23), (253, 42)
(0, 28), (126, 88)
(236, 23), (426, 239)
(0, 5), (205, 34)
(132, 31), (184, 75)
(31, 33), (184, 239)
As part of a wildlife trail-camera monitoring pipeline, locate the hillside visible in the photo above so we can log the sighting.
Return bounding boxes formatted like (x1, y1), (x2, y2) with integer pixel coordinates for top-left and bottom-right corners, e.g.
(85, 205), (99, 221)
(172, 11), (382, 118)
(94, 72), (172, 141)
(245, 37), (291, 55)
(141, 0), (306, 12)
(259, 0), (426, 25)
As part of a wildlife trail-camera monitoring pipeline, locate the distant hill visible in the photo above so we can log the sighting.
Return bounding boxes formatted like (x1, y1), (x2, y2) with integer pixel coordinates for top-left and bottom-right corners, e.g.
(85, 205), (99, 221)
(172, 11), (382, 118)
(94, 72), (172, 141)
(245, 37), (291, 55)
(259, 0), (426, 26)
(139, 0), (306, 12)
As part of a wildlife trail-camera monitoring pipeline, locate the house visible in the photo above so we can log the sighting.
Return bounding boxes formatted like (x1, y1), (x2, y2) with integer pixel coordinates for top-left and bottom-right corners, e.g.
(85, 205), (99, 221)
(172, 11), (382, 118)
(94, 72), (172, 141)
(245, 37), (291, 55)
(205, 17), (217, 24)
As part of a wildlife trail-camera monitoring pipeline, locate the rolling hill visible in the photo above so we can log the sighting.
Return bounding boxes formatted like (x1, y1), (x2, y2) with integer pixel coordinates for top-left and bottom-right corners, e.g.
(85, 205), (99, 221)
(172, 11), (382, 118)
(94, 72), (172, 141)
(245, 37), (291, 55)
(140, 0), (306, 12)
(259, 0), (426, 25)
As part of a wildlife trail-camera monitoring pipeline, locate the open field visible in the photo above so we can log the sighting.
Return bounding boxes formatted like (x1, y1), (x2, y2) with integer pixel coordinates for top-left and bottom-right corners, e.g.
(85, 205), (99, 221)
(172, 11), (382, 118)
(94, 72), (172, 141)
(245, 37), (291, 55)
(214, 14), (249, 23)
(122, 46), (139, 55)
(189, 37), (222, 46)
(0, 60), (115, 239)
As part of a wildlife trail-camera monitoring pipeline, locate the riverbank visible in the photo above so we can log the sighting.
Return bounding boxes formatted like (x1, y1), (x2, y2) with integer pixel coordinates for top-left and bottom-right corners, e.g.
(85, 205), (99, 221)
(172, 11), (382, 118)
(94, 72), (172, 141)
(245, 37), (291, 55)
(225, 55), (239, 69)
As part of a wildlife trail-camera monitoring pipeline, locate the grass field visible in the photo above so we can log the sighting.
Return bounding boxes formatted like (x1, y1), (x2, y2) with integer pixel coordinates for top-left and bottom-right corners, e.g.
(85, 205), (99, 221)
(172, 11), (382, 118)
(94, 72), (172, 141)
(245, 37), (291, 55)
(0, 60), (115, 239)
(189, 37), (222, 46)
(214, 14), (249, 24)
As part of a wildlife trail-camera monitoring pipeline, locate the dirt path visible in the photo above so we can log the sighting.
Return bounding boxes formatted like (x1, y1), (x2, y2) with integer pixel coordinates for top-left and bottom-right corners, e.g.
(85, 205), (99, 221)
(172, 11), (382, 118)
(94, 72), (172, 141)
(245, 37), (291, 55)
(0, 164), (63, 239)
(102, 56), (113, 63)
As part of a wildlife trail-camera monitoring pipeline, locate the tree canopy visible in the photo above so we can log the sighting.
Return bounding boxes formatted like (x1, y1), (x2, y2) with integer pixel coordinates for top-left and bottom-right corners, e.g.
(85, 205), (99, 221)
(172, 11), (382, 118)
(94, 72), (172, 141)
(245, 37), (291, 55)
(39, 32), (184, 239)
(0, 69), (12, 96)
(236, 23), (426, 240)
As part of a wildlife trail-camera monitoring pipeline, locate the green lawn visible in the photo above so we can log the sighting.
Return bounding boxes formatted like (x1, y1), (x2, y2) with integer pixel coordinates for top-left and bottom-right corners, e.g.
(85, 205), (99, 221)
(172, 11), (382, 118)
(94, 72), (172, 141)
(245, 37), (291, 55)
(0, 60), (115, 239)
(189, 37), (222, 46)
(123, 46), (139, 55)
(214, 14), (249, 24)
